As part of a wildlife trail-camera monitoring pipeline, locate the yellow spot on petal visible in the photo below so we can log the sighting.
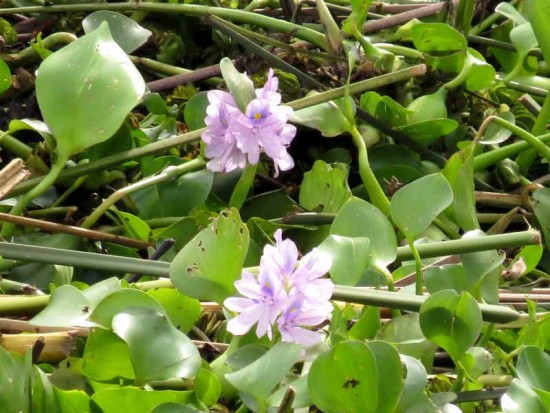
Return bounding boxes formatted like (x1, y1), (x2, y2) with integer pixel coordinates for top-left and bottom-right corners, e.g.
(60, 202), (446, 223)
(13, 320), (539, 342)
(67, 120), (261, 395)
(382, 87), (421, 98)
(254, 112), (262, 120)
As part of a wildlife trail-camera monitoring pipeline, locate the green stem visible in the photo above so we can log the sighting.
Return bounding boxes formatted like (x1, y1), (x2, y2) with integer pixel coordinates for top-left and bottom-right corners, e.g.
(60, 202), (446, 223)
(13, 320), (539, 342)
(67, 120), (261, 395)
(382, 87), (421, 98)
(1, 32), (77, 67)
(451, 363), (466, 392)
(444, 53), (474, 90)
(1, 156), (68, 238)
(349, 125), (390, 215)
(474, 133), (550, 171)
(51, 175), (87, 208)
(0, 3), (329, 51)
(81, 158), (205, 229)
(408, 238), (423, 295)
(469, 0), (520, 36)
(375, 43), (423, 59)
(0, 295), (50, 315)
(229, 163), (257, 209)
(516, 80), (550, 173)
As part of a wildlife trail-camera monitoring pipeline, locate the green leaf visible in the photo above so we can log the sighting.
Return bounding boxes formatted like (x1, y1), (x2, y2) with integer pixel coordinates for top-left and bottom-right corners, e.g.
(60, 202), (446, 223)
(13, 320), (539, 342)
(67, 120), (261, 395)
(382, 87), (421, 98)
(290, 96), (354, 137)
(348, 306), (380, 340)
(461, 347), (493, 379)
(151, 404), (202, 413)
(170, 208), (249, 303)
(308, 340), (378, 413)
(226, 342), (301, 409)
(397, 119), (458, 146)
(131, 169), (213, 220)
(0, 58), (11, 94)
(395, 355), (428, 413)
(406, 87), (448, 124)
(194, 368), (221, 407)
(480, 112), (516, 144)
(419, 290), (482, 362)
(331, 197), (396, 276)
(390, 173), (453, 240)
(532, 188), (550, 249)
(35, 21), (145, 159)
(317, 235), (370, 286)
(502, 379), (546, 413)
(366, 341), (403, 413)
(112, 210), (151, 242)
(82, 11), (152, 53)
(425, 264), (470, 294)
(89, 288), (164, 328)
(30, 278), (121, 327)
(412, 23), (467, 53)
(146, 288), (202, 334)
(183, 91), (208, 131)
(54, 388), (91, 413)
(82, 328), (135, 381)
(112, 307), (201, 384)
(299, 160), (351, 213)
(33, 367), (60, 413)
(219, 57), (255, 112)
(0, 346), (30, 413)
(465, 49), (497, 91)
(91, 387), (194, 413)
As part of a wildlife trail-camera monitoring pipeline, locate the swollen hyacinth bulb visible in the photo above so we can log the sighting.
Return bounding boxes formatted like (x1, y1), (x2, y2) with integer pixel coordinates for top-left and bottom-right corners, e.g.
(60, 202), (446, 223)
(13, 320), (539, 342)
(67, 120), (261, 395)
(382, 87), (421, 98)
(406, 86), (448, 124)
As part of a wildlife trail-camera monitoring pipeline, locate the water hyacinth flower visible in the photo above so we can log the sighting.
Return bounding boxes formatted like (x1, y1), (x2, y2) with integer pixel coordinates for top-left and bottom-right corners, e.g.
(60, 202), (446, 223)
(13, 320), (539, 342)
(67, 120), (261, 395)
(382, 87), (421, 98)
(202, 69), (297, 176)
(224, 230), (334, 346)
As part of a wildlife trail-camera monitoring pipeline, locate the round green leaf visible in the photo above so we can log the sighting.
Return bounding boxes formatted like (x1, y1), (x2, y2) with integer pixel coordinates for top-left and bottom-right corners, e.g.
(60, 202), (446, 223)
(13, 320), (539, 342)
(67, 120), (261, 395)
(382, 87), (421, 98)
(390, 173), (453, 240)
(170, 208), (249, 303)
(146, 288), (202, 334)
(289, 96), (354, 137)
(226, 342), (301, 409)
(366, 341), (403, 413)
(91, 387), (194, 413)
(419, 290), (482, 362)
(396, 355), (428, 413)
(480, 112), (515, 144)
(151, 404), (202, 413)
(0, 59), (11, 94)
(317, 235), (370, 286)
(82, 11), (152, 53)
(412, 23), (467, 53)
(219, 57), (255, 112)
(396, 119), (459, 146)
(184, 91), (209, 131)
(331, 197), (397, 269)
(113, 307), (201, 384)
(299, 160), (351, 213)
(502, 379), (546, 413)
(194, 368), (221, 407)
(308, 340), (379, 413)
(36, 21), (145, 159)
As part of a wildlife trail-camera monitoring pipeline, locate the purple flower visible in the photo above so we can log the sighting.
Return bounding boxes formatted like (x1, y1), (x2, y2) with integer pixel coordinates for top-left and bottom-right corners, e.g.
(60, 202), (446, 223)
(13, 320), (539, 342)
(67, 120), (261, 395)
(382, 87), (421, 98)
(202, 69), (296, 176)
(224, 229), (334, 346)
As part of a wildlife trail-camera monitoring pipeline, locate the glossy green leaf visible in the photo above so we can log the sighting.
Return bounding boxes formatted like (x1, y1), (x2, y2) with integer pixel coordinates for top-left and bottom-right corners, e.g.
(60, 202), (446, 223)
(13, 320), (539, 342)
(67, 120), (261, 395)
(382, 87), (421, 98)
(412, 23), (467, 53)
(89, 288), (164, 328)
(461, 347), (492, 379)
(0, 58), (11, 94)
(194, 368), (221, 407)
(395, 355), (428, 413)
(30, 278), (121, 327)
(267, 374), (311, 410)
(170, 208), (249, 303)
(406, 87), (448, 124)
(151, 404), (202, 413)
(9, 118), (54, 150)
(480, 112), (516, 144)
(425, 264), (470, 294)
(397, 118), (458, 146)
(82, 328), (135, 381)
(309, 340), (378, 413)
(348, 306), (380, 340)
(33, 367), (60, 413)
(112, 210), (151, 242)
(35, 22), (145, 159)
(91, 387), (194, 413)
(184, 91), (208, 131)
(502, 379), (546, 413)
(82, 11), (151, 53)
(517, 345), (550, 408)
(131, 170), (213, 220)
(226, 342), (301, 410)
(54, 388), (91, 413)
(419, 290), (482, 361)
(290, 96), (354, 137)
(444, 146), (479, 231)
(465, 49), (497, 91)
(219, 57), (255, 112)
(495, 2), (528, 25)
(331, 197), (397, 270)
(146, 288), (202, 334)
(112, 307), (201, 384)
(317, 235), (370, 286)
(0, 346), (30, 413)
(390, 173), (453, 240)
(366, 341), (403, 413)
(532, 188), (550, 249)
(299, 160), (351, 213)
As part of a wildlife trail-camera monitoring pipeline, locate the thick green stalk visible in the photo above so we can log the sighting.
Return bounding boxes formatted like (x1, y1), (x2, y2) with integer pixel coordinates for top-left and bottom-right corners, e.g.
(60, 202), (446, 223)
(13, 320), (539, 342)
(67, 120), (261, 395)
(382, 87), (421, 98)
(408, 238), (424, 295)
(1, 156), (68, 238)
(81, 158), (205, 229)
(229, 164), (258, 209)
(349, 126), (390, 215)
(474, 133), (550, 171)
(0, 3), (329, 51)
